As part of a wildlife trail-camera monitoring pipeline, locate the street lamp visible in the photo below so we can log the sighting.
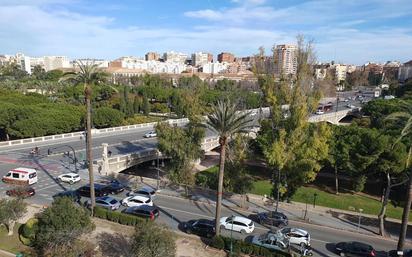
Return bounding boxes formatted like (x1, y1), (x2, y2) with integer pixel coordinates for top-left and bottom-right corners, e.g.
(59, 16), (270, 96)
(313, 193), (318, 208)
(358, 208), (363, 231)
(275, 168), (281, 212)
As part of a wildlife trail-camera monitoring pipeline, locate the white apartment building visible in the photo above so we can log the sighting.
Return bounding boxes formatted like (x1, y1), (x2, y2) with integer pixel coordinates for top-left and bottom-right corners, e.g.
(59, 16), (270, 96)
(191, 52), (209, 67)
(333, 64), (348, 82)
(399, 61), (412, 82)
(43, 56), (71, 71)
(274, 44), (297, 76)
(201, 62), (228, 74)
(163, 51), (188, 64)
(74, 59), (109, 68)
(114, 57), (186, 74)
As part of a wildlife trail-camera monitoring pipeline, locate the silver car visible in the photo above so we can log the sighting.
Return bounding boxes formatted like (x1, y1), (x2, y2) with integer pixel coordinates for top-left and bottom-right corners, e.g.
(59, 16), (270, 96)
(251, 232), (289, 252)
(87, 196), (120, 210)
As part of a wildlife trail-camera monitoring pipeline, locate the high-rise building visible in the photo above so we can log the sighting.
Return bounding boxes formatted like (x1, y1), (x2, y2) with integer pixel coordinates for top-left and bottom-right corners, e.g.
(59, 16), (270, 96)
(217, 52), (235, 63)
(399, 60), (412, 82)
(191, 52), (212, 67)
(145, 52), (160, 61)
(333, 64), (348, 82)
(273, 44), (297, 76)
(163, 51), (188, 64)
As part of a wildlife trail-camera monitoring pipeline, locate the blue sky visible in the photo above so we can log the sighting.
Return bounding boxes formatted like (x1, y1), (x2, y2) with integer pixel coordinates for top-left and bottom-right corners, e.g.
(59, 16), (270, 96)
(0, 0), (411, 64)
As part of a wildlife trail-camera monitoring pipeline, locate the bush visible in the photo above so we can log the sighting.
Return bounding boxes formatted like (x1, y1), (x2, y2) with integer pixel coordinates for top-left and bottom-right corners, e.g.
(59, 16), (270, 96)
(353, 175), (367, 192)
(93, 207), (144, 226)
(19, 218), (38, 246)
(211, 235), (225, 250)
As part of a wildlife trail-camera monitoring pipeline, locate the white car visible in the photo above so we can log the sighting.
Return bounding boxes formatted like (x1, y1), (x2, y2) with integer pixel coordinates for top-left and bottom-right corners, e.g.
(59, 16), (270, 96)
(121, 195), (153, 207)
(278, 227), (311, 246)
(144, 131), (157, 138)
(127, 186), (156, 199)
(57, 173), (81, 184)
(315, 109), (324, 115)
(219, 216), (255, 234)
(346, 104), (356, 109)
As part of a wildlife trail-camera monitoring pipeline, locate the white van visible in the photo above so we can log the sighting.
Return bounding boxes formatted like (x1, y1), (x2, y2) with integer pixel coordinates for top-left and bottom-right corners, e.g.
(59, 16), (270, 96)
(2, 167), (38, 185)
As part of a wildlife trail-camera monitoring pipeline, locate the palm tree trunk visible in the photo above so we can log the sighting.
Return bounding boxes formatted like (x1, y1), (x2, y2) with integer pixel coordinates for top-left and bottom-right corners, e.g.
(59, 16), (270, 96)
(378, 173), (391, 237)
(215, 140), (227, 236)
(398, 170), (412, 250)
(85, 85), (95, 216)
(398, 146), (412, 250)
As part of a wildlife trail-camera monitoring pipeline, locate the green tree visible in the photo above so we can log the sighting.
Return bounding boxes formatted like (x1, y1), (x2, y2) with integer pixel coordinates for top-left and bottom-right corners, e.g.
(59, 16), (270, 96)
(385, 102), (412, 250)
(142, 96), (150, 115)
(156, 120), (205, 194)
(93, 107), (125, 128)
(32, 65), (46, 80)
(60, 61), (108, 215)
(131, 222), (175, 257)
(206, 99), (252, 235)
(34, 197), (94, 255)
(133, 96), (142, 114)
(257, 36), (330, 200)
(0, 198), (27, 235)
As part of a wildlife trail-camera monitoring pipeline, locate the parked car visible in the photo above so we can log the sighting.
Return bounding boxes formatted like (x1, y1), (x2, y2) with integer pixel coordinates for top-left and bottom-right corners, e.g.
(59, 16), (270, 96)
(346, 104), (356, 109)
(335, 241), (376, 257)
(86, 196), (120, 211)
(96, 180), (125, 194)
(251, 232), (289, 251)
(121, 195), (153, 207)
(278, 227), (310, 246)
(53, 190), (81, 203)
(6, 187), (35, 198)
(144, 131), (157, 138)
(183, 219), (215, 238)
(77, 184), (109, 197)
(219, 216), (255, 234)
(122, 205), (160, 220)
(388, 249), (412, 257)
(315, 109), (324, 115)
(57, 173), (81, 184)
(256, 211), (288, 227)
(127, 186), (156, 199)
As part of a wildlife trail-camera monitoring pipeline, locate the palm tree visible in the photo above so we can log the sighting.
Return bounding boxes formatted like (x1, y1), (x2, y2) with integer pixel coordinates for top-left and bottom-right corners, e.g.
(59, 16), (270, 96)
(206, 99), (252, 235)
(60, 61), (108, 216)
(385, 102), (412, 250)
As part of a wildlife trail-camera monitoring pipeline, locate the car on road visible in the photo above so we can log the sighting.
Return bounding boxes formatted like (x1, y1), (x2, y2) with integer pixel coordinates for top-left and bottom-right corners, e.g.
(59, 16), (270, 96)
(388, 249), (412, 257)
(122, 205), (160, 220)
(183, 219), (215, 238)
(335, 241), (376, 257)
(251, 232), (289, 252)
(315, 109), (324, 115)
(255, 211), (288, 227)
(57, 173), (81, 184)
(144, 131), (157, 138)
(86, 196), (120, 210)
(121, 195), (153, 207)
(219, 216), (255, 234)
(346, 104), (356, 109)
(127, 186), (156, 199)
(53, 190), (81, 203)
(6, 187), (35, 198)
(277, 227), (310, 246)
(77, 184), (110, 197)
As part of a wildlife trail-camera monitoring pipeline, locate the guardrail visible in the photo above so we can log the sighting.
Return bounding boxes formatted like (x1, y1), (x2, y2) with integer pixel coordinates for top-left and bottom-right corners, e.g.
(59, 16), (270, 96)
(0, 107), (269, 148)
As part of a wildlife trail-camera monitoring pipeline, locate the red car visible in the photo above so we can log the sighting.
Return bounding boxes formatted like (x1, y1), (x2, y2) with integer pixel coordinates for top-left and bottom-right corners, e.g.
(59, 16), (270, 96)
(6, 187), (35, 198)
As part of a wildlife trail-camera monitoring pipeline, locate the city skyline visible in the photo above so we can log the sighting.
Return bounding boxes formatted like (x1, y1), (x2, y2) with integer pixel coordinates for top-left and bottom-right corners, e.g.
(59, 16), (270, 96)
(0, 0), (411, 65)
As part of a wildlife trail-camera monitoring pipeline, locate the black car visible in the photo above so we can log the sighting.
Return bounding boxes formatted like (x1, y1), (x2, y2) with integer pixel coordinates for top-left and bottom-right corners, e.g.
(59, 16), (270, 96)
(122, 205), (160, 220)
(6, 187), (35, 198)
(183, 219), (215, 238)
(77, 184), (109, 197)
(388, 249), (412, 257)
(335, 241), (376, 257)
(53, 190), (81, 203)
(97, 180), (126, 194)
(256, 211), (288, 227)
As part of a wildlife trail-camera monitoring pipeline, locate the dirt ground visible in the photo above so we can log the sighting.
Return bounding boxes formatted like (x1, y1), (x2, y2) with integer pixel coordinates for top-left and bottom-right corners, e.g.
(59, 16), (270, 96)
(175, 236), (226, 257)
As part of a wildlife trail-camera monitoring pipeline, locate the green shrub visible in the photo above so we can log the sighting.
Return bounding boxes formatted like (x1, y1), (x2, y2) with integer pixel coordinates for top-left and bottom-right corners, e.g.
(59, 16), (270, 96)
(353, 175), (367, 192)
(211, 235), (225, 250)
(94, 207), (108, 219)
(93, 207), (145, 227)
(19, 218), (38, 246)
(107, 210), (120, 223)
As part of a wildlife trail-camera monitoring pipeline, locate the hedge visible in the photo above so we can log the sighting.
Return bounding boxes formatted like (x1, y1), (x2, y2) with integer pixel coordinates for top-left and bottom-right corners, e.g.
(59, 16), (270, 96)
(210, 235), (290, 257)
(93, 207), (145, 226)
(19, 218), (38, 246)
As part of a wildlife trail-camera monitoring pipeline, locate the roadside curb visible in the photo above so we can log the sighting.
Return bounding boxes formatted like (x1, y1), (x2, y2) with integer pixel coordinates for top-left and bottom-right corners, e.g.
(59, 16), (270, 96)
(0, 249), (15, 257)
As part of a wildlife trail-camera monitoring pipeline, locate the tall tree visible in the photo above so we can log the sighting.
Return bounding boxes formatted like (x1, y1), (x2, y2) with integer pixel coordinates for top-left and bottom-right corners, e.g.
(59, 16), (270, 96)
(385, 102), (412, 250)
(60, 61), (108, 216)
(206, 99), (252, 235)
(0, 198), (27, 235)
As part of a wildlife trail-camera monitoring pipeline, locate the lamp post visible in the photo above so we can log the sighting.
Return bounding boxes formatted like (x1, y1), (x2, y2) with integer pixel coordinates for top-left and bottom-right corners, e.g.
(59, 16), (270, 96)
(313, 193), (318, 208)
(358, 208), (363, 231)
(275, 168), (280, 212)
(156, 151), (160, 190)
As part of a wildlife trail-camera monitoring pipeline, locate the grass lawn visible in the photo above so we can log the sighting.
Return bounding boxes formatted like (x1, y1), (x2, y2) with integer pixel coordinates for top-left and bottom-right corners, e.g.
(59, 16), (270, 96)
(0, 223), (28, 254)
